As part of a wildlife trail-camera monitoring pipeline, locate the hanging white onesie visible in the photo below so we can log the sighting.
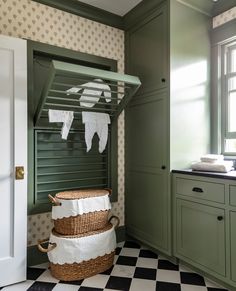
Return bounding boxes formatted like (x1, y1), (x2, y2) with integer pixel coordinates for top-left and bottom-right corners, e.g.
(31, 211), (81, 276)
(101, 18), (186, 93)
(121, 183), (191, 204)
(48, 109), (74, 140)
(82, 112), (110, 153)
(66, 78), (111, 108)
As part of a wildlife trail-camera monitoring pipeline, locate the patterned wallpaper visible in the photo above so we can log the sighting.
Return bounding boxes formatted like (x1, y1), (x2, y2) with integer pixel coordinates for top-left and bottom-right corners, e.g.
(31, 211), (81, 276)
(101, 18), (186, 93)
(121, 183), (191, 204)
(213, 6), (236, 28)
(0, 0), (125, 246)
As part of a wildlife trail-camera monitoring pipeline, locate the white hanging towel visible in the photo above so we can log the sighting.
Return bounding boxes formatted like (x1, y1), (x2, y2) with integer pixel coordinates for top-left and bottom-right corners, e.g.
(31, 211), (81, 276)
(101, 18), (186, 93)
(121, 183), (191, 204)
(82, 112), (110, 153)
(48, 109), (74, 140)
(66, 78), (111, 108)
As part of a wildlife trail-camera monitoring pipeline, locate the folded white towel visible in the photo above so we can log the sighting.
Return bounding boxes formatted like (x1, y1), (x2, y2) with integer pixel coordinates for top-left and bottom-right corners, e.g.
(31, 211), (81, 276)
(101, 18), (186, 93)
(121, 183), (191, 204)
(66, 78), (111, 108)
(200, 154), (224, 163)
(48, 109), (74, 140)
(82, 112), (111, 153)
(191, 161), (233, 173)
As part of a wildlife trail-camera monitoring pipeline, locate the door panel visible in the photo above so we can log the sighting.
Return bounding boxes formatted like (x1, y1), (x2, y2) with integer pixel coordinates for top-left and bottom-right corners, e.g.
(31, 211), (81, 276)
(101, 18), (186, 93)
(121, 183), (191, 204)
(0, 35), (27, 287)
(126, 170), (168, 250)
(126, 93), (168, 252)
(176, 199), (225, 276)
(230, 211), (236, 282)
(127, 97), (166, 168)
(0, 48), (14, 259)
(128, 6), (167, 95)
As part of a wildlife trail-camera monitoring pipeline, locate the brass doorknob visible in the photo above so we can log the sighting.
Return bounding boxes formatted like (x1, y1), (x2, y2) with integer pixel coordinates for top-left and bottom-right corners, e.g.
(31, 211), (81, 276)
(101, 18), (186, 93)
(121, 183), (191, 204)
(15, 166), (25, 180)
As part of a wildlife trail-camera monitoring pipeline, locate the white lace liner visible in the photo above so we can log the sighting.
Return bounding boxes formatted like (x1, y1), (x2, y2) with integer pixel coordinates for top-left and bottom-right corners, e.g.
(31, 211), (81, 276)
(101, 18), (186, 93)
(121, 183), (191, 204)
(48, 226), (116, 264)
(52, 194), (111, 219)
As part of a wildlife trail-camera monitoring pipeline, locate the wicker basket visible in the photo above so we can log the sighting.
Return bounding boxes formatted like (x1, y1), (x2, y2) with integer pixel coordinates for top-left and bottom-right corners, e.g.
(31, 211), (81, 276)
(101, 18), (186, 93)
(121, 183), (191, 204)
(37, 217), (119, 281)
(49, 189), (111, 235)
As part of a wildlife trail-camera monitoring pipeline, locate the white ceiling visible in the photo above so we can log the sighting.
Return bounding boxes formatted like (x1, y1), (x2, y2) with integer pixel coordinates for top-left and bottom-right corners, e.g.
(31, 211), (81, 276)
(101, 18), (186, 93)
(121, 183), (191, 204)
(78, 0), (143, 16)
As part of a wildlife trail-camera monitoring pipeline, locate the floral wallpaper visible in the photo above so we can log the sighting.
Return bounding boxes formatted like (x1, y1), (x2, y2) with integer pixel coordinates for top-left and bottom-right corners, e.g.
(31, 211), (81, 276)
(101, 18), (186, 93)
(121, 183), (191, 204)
(0, 0), (125, 246)
(213, 6), (236, 28)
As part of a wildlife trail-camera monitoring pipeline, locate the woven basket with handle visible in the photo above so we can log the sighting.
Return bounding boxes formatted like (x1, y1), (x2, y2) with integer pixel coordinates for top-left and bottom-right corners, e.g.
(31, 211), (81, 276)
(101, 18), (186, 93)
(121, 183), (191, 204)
(49, 188), (111, 235)
(37, 216), (119, 281)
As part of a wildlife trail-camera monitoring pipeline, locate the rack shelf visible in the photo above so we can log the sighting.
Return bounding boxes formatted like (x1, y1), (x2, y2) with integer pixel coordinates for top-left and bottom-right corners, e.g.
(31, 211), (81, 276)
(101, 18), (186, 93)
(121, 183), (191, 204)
(34, 60), (141, 126)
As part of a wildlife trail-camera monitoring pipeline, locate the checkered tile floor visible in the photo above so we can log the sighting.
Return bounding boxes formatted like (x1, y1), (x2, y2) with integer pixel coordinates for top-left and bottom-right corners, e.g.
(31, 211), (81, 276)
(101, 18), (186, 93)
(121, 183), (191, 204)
(1, 241), (228, 291)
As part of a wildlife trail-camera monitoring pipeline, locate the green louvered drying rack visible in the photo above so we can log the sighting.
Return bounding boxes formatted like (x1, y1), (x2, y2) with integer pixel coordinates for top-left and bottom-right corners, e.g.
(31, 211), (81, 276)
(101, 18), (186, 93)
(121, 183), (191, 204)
(34, 60), (141, 126)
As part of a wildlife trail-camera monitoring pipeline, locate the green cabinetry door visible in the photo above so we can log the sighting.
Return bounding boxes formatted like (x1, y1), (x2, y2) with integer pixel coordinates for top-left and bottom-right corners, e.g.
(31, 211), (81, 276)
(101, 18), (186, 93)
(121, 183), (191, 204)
(230, 211), (236, 282)
(176, 199), (226, 276)
(126, 92), (168, 252)
(126, 4), (167, 96)
(125, 2), (170, 255)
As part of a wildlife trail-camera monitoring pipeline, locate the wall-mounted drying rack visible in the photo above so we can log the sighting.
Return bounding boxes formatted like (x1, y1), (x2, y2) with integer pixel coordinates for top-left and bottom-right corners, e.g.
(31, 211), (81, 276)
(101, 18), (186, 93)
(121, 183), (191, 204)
(34, 60), (141, 126)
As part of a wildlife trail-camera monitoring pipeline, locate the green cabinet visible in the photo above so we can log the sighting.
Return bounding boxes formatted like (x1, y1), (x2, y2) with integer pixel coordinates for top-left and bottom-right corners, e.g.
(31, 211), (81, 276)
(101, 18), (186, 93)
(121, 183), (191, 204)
(173, 172), (236, 290)
(126, 92), (168, 251)
(125, 0), (211, 256)
(127, 5), (167, 95)
(230, 211), (236, 282)
(125, 3), (170, 254)
(176, 199), (225, 275)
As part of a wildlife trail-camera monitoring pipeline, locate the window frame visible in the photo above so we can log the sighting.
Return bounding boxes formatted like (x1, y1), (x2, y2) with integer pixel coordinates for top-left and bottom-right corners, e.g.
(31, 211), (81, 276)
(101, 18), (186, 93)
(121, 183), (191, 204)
(211, 19), (236, 156)
(221, 40), (236, 155)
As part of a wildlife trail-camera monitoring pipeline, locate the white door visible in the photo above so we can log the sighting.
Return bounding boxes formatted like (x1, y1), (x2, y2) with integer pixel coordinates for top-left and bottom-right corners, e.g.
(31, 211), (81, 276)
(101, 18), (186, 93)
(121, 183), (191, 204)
(0, 35), (27, 287)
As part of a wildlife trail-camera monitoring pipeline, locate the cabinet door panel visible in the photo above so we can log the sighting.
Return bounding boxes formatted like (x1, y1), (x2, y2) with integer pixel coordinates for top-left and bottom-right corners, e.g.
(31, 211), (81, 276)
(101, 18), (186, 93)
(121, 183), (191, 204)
(127, 96), (166, 169)
(126, 170), (168, 251)
(230, 211), (236, 282)
(126, 93), (168, 252)
(128, 6), (167, 95)
(176, 199), (225, 276)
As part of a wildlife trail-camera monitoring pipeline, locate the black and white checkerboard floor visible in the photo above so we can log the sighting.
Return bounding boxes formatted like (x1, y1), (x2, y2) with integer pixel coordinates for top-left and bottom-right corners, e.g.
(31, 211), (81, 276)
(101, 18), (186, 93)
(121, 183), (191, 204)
(0, 241), (229, 291)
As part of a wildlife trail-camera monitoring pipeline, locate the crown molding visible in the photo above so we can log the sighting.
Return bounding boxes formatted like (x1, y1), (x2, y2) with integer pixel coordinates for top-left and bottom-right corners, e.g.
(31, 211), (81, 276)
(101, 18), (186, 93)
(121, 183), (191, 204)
(32, 0), (124, 29)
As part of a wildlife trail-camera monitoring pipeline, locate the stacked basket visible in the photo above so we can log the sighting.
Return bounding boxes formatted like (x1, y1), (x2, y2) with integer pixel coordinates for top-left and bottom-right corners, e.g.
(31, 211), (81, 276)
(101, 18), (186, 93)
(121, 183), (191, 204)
(37, 189), (119, 281)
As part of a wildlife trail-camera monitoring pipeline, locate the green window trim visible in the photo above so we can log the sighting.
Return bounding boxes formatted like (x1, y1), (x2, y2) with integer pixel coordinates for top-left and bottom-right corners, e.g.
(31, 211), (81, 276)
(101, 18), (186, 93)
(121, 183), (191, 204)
(211, 19), (236, 156)
(221, 39), (236, 155)
(28, 40), (118, 214)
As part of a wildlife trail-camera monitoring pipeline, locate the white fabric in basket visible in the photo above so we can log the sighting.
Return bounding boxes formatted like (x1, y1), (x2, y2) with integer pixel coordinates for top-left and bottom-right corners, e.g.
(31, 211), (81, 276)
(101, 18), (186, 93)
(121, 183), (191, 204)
(52, 194), (111, 219)
(48, 226), (116, 264)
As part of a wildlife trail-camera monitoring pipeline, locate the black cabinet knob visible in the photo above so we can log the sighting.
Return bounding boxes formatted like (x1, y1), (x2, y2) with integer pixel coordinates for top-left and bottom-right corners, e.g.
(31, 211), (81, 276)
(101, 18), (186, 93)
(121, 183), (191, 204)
(217, 216), (224, 221)
(161, 165), (166, 170)
(161, 78), (166, 83)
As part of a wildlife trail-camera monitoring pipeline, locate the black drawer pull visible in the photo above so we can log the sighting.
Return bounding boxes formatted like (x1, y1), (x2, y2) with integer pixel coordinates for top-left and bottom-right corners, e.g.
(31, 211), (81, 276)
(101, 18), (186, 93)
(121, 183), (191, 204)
(217, 216), (224, 221)
(161, 78), (166, 83)
(192, 187), (203, 193)
(161, 165), (166, 170)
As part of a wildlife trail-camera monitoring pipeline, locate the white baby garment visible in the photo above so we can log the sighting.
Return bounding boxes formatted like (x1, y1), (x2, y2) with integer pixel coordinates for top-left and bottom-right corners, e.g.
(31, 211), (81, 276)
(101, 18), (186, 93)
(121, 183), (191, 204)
(66, 78), (111, 108)
(82, 112), (110, 153)
(48, 109), (74, 140)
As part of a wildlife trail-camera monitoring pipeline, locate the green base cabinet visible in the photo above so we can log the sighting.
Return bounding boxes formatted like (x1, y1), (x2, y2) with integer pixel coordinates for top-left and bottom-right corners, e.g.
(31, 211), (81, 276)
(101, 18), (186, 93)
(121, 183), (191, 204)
(173, 172), (236, 290)
(176, 199), (225, 276)
(231, 211), (236, 282)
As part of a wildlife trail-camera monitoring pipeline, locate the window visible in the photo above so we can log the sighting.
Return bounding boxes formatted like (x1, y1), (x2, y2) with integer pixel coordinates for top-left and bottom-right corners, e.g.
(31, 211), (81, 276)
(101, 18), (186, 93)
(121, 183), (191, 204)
(222, 40), (236, 154)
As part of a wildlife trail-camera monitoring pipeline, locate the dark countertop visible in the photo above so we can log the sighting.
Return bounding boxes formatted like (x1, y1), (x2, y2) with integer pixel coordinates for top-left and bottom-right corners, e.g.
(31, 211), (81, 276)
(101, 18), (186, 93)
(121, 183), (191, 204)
(172, 169), (236, 180)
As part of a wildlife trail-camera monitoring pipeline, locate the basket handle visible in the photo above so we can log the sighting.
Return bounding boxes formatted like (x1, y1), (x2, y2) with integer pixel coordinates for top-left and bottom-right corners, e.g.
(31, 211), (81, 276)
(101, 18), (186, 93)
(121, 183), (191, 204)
(37, 238), (57, 253)
(48, 194), (61, 206)
(104, 188), (112, 196)
(109, 215), (120, 230)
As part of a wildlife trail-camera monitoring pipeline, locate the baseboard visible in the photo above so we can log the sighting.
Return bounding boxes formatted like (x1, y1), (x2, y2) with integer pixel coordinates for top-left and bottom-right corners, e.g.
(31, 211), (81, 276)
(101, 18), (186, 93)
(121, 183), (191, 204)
(27, 225), (126, 266)
(27, 244), (48, 267)
(116, 225), (126, 243)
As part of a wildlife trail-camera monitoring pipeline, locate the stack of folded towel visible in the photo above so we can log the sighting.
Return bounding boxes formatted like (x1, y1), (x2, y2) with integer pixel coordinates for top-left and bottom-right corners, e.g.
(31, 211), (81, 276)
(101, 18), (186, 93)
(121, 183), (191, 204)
(191, 154), (234, 173)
